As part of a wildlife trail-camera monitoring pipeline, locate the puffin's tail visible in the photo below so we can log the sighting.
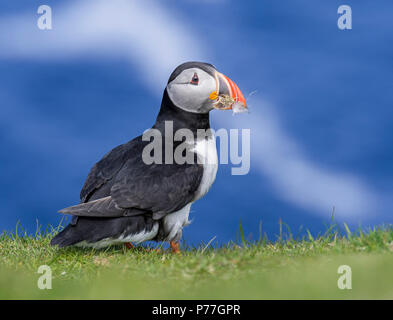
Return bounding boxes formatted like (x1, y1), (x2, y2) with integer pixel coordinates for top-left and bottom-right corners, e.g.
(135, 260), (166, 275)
(50, 225), (80, 247)
(51, 215), (157, 248)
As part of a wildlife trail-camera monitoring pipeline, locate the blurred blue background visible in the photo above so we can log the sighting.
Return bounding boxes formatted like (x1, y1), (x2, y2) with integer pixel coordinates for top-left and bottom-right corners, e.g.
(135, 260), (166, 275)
(0, 0), (392, 245)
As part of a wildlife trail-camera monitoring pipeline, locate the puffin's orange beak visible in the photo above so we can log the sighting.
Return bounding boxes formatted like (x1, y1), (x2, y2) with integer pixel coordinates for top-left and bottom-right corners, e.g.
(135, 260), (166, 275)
(210, 72), (247, 110)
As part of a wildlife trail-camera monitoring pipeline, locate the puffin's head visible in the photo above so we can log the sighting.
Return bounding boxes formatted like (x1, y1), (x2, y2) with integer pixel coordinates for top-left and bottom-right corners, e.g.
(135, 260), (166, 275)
(166, 61), (247, 114)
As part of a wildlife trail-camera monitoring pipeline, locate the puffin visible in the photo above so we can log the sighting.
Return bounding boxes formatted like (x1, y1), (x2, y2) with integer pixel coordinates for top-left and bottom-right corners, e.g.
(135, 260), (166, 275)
(50, 62), (247, 253)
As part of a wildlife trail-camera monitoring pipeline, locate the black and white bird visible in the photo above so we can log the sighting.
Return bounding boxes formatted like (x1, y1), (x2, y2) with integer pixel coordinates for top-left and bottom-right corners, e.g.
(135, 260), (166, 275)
(51, 62), (247, 252)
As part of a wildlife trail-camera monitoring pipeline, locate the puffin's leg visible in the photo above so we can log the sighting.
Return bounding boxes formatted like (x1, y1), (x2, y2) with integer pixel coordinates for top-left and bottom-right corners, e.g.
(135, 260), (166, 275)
(124, 242), (134, 249)
(170, 241), (180, 254)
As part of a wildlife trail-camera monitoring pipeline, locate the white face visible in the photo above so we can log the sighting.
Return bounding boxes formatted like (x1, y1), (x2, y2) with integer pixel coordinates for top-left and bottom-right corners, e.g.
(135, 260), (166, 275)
(166, 68), (217, 114)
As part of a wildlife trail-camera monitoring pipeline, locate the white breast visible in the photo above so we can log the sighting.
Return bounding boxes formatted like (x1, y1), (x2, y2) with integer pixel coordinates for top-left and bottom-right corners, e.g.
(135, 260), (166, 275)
(162, 203), (191, 241)
(160, 136), (217, 242)
(192, 133), (218, 201)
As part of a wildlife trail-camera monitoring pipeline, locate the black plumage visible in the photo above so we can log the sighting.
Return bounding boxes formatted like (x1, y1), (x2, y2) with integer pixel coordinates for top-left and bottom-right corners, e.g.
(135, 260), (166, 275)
(51, 86), (209, 247)
(51, 215), (157, 248)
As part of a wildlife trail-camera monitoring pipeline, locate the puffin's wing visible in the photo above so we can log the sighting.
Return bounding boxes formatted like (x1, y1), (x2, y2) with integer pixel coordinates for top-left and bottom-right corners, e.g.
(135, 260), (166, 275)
(80, 136), (142, 203)
(59, 196), (120, 217)
(111, 160), (204, 220)
(58, 196), (146, 217)
(61, 140), (203, 219)
(59, 163), (202, 219)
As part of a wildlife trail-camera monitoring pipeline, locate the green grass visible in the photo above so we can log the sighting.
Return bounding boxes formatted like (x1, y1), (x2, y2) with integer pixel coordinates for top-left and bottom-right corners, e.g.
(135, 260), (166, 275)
(0, 222), (392, 299)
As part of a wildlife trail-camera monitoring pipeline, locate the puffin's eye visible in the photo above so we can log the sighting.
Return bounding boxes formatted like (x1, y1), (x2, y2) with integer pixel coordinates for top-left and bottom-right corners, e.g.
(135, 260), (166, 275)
(190, 73), (199, 85)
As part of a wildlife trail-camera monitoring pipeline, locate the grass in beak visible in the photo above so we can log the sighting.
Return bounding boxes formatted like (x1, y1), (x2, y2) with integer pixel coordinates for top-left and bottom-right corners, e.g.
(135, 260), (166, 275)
(213, 94), (235, 110)
(213, 94), (248, 114)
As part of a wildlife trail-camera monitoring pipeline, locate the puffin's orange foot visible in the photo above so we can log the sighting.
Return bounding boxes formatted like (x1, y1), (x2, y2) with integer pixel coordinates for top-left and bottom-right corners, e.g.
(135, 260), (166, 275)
(124, 242), (134, 249)
(170, 241), (180, 254)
